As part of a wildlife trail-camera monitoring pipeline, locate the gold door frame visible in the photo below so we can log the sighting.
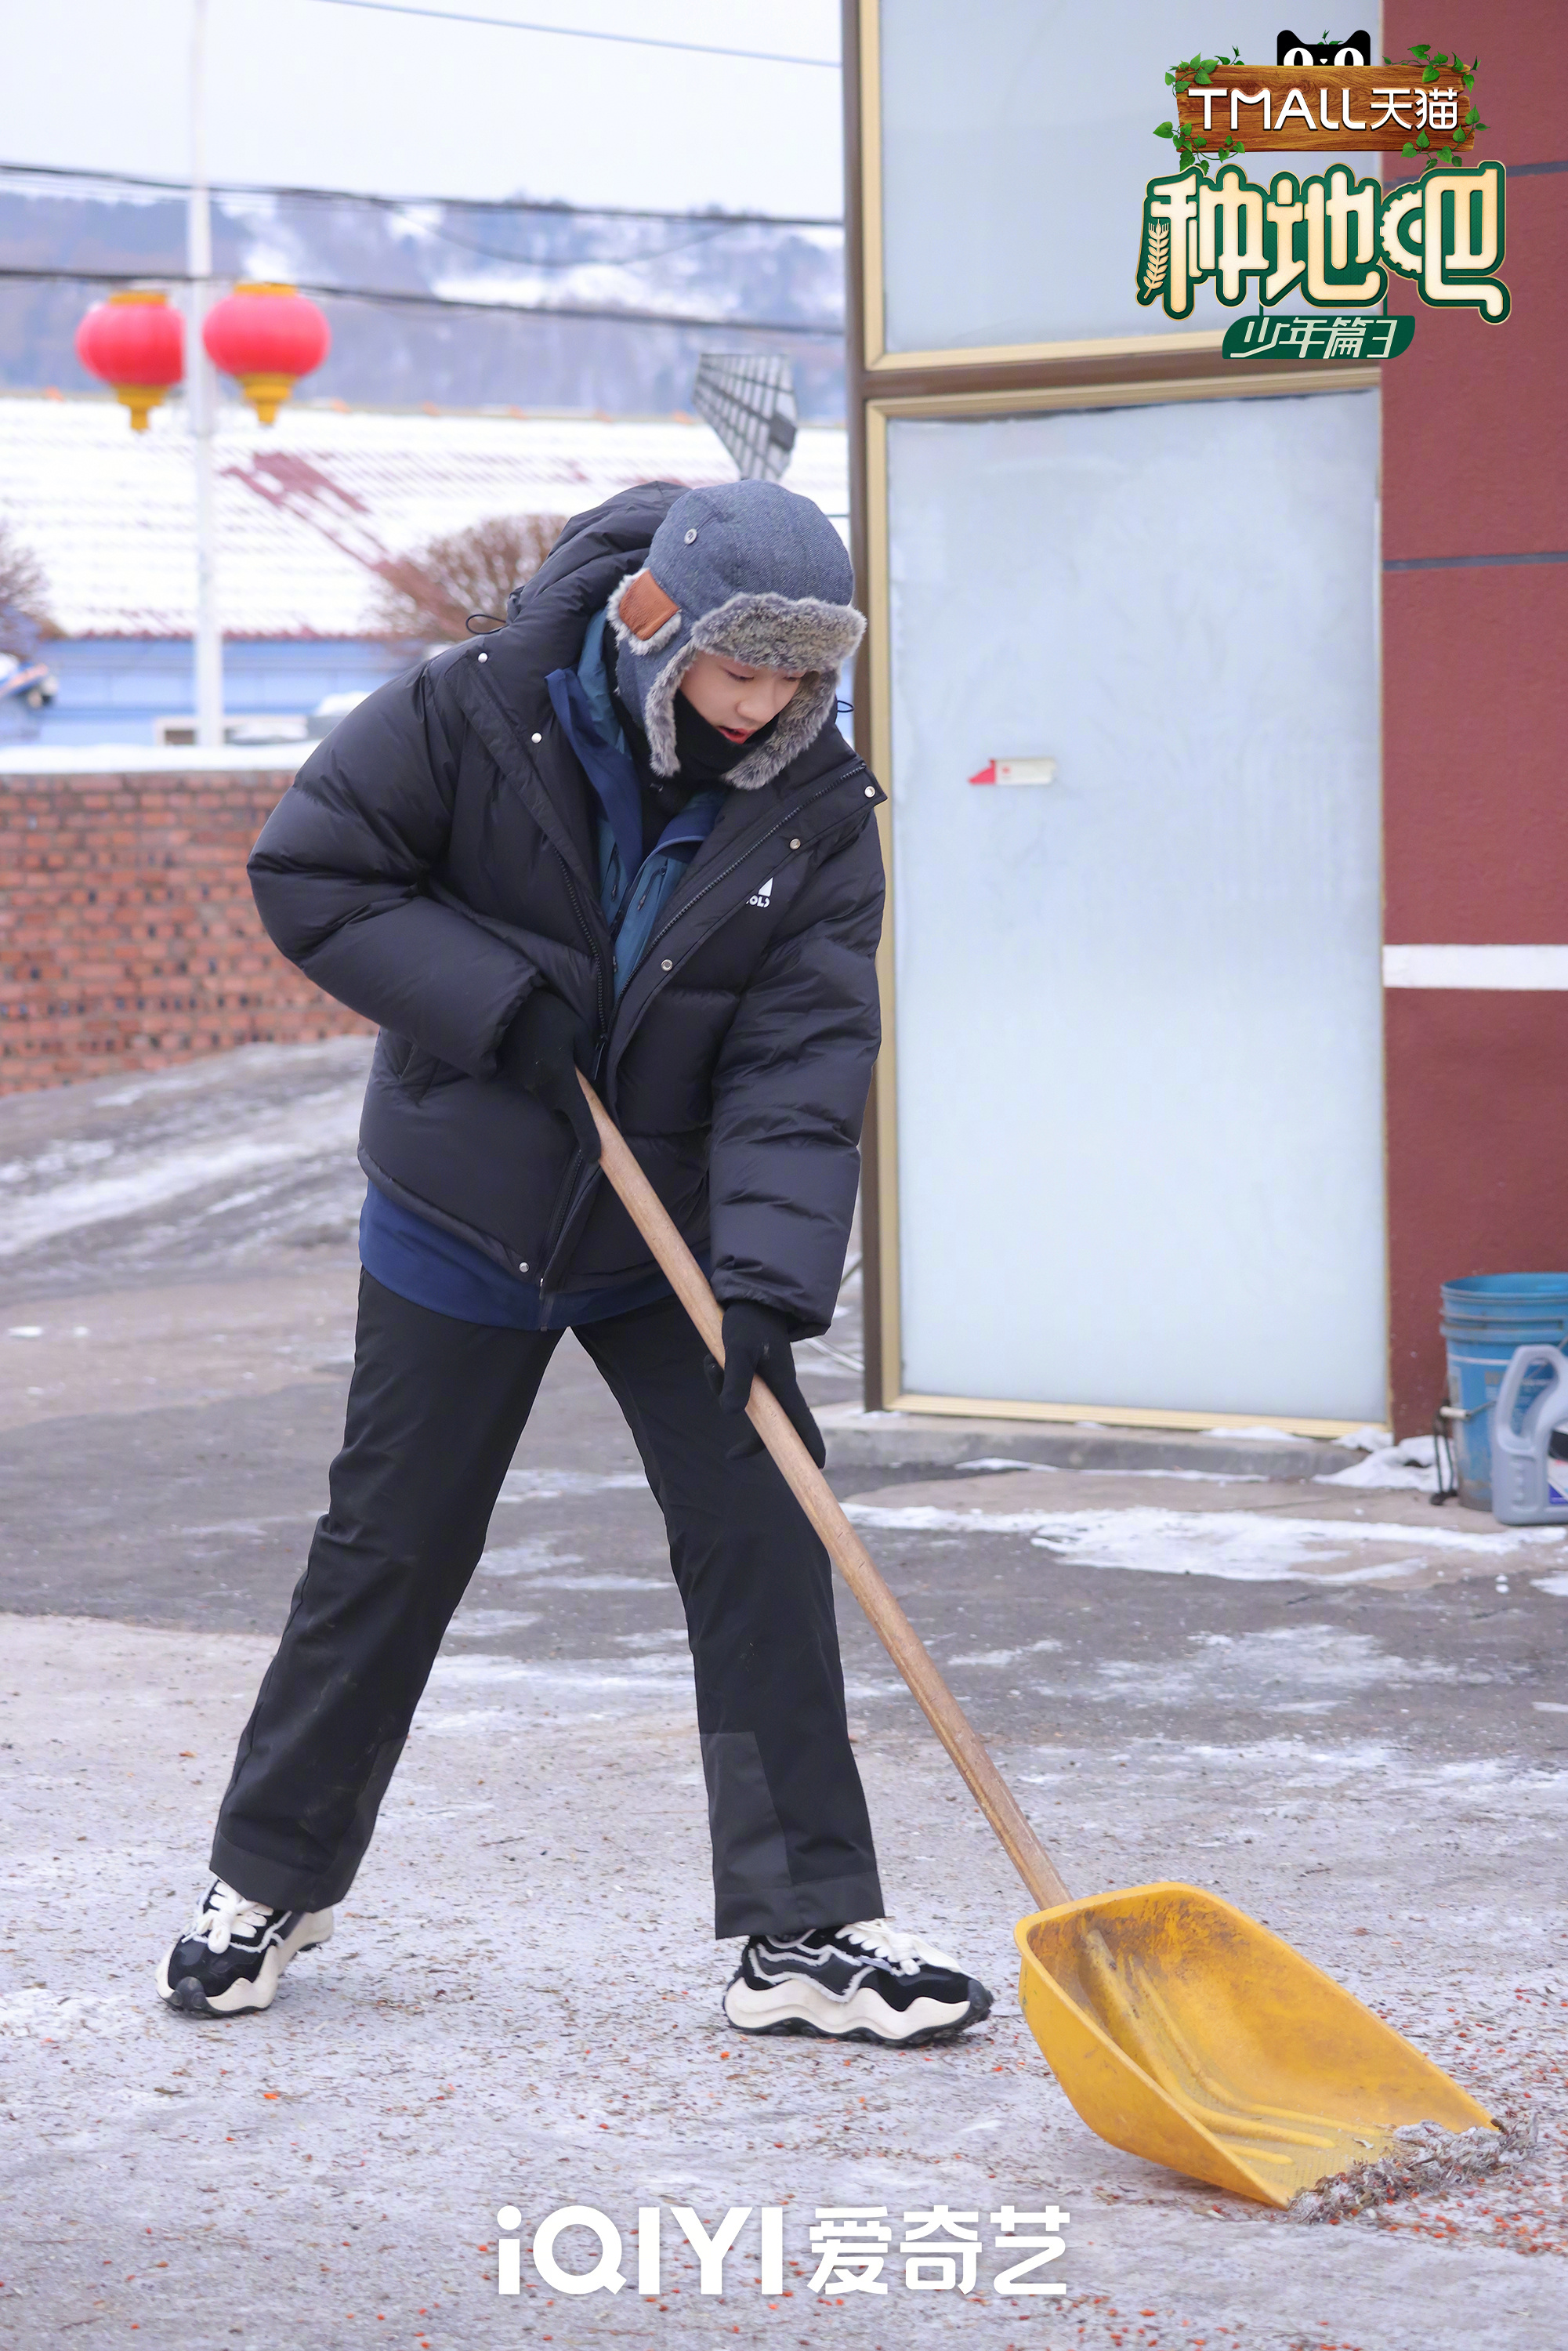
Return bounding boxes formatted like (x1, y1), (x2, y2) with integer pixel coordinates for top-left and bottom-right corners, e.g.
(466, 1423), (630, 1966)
(843, 1), (1385, 1436)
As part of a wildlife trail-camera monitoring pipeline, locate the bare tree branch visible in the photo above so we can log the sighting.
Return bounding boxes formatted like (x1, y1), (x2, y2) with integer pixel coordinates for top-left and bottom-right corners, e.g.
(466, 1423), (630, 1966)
(367, 513), (567, 643)
(0, 520), (57, 653)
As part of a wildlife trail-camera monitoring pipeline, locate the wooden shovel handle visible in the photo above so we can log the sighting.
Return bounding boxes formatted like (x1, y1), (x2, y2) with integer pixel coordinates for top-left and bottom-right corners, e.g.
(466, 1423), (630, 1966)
(578, 1073), (1071, 1914)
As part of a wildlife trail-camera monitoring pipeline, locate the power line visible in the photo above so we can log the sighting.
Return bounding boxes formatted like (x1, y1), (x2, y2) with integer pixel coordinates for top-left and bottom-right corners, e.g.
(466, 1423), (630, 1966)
(414, 213), (743, 270)
(0, 158), (842, 231)
(305, 0), (839, 68)
(0, 263), (844, 340)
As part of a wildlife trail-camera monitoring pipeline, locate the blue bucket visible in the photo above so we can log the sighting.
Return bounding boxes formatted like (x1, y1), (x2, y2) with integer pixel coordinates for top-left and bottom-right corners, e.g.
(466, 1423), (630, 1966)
(1439, 1274), (1568, 1509)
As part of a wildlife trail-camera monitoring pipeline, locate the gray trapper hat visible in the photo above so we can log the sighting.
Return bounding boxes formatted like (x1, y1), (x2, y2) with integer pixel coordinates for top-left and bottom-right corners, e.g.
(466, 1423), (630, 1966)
(607, 480), (866, 790)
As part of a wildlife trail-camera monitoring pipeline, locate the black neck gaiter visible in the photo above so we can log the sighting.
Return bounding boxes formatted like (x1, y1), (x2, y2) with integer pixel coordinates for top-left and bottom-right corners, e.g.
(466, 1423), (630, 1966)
(605, 625), (780, 818)
(668, 690), (780, 786)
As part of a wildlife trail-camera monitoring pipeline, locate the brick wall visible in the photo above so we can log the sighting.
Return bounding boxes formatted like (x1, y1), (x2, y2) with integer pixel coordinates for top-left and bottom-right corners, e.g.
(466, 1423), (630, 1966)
(1381, 0), (1568, 1434)
(0, 764), (371, 1094)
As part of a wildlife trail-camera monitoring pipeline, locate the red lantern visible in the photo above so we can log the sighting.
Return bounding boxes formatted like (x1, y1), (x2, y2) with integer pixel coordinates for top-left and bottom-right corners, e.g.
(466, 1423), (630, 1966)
(74, 289), (185, 433)
(202, 281), (331, 425)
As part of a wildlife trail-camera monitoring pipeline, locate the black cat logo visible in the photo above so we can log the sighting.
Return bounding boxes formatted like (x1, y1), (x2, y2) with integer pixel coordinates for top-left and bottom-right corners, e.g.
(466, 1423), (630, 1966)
(1277, 29), (1372, 67)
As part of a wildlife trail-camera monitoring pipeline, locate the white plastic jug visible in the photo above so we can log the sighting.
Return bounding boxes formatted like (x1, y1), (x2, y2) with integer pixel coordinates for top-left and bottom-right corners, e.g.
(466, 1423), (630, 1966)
(1490, 1343), (1568, 1524)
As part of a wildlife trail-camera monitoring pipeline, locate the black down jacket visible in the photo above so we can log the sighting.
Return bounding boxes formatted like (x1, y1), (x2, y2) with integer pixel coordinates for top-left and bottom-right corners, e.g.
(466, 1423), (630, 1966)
(248, 482), (886, 1337)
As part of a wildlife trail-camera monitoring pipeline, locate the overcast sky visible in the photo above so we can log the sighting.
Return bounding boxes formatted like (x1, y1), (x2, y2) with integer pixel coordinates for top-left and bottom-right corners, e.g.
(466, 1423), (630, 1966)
(8, 0), (845, 216)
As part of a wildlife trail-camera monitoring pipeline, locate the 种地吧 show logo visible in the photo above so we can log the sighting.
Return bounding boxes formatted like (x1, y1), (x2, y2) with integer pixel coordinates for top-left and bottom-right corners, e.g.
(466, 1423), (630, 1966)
(1137, 39), (1508, 359)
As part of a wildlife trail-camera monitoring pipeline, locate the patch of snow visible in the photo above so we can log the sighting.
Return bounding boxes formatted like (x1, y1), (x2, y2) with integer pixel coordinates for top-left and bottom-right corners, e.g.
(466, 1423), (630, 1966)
(1319, 1436), (1436, 1491)
(443, 1610), (542, 1636)
(1311, 1556), (1433, 1585)
(490, 1572), (667, 1592)
(1204, 1425), (1299, 1441)
(181, 1514), (315, 1538)
(378, 1800), (495, 1826)
(0, 1139), (114, 1183)
(954, 1457), (1047, 1473)
(1119, 1468), (1266, 1483)
(1169, 1734), (1402, 1773)
(90, 1040), (371, 1110)
(947, 1639), (1064, 1668)
(842, 1498), (1565, 1581)
(477, 1539), (584, 1576)
(0, 1987), (141, 2039)
(1092, 1626), (1458, 1709)
(425, 1654), (691, 1701)
(1334, 1423), (1395, 1451)
(426, 1651), (690, 1696)
(496, 1468), (647, 1502)
(425, 1656), (532, 1684)
(0, 1088), (364, 1257)
(1533, 1573), (1568, 1598)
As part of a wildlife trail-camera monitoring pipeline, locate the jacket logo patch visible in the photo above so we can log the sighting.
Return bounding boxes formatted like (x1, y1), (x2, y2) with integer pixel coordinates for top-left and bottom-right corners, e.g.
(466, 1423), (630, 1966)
(748, 875), (774, 908)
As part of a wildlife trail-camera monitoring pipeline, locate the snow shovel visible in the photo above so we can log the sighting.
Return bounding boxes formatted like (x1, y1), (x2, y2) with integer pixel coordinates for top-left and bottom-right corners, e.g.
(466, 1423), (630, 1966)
(578, 1075), (1497, 2208)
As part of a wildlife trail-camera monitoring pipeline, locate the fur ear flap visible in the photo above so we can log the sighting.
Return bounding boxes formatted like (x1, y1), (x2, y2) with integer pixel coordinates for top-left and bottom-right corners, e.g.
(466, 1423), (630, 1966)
(726, 674), (840, 789)
(608, 569), (682, 655)
(636, 639), (698, 776)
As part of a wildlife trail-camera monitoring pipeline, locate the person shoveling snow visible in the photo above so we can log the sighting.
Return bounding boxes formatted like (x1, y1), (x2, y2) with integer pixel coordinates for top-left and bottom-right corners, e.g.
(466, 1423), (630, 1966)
(156, 480), (992, 2048)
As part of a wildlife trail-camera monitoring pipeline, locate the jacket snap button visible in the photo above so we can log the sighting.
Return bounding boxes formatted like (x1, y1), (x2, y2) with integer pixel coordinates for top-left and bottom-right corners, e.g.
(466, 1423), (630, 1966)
(684, 528), (697, 543)
(661, 957), (673, 972)
(518, 1261), (529, 1273)
(477, 651), (488, 661)
(864, 784), (875, 797)
(531, 731), (542, 744)
(789, 838), (801, 850)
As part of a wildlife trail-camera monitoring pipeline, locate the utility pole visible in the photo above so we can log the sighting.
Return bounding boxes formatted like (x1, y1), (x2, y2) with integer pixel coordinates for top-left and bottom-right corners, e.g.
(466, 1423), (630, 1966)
(187, 0), (224, 747)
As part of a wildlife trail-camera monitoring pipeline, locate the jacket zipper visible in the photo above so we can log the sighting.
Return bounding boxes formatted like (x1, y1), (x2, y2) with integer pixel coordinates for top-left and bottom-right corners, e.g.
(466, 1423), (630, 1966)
(541, 753), (868, 1302)
(534, 858), (613, 1302)
(640, 755), (867, 967)
(468, 656), (614, 1061)
(559, 859), (612, 1075)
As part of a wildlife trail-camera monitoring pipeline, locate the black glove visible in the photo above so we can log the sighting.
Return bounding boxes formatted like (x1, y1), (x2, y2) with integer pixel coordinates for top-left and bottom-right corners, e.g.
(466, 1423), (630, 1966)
(705, 1300), (826, 1469)
(495, 988), (600, 1161)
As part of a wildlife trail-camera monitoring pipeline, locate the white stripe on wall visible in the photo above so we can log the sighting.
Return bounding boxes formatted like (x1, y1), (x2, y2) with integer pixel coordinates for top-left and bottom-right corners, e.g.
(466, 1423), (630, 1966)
(1383, 944), (1568, 990)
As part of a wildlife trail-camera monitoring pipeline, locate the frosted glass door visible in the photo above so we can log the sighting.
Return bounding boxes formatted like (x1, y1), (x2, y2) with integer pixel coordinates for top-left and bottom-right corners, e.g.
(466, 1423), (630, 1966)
(888, 390), (1385, 1423)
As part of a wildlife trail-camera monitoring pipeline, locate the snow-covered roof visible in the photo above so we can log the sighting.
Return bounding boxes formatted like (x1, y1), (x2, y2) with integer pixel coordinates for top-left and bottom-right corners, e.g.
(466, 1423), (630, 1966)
(0, 391), (849, 639)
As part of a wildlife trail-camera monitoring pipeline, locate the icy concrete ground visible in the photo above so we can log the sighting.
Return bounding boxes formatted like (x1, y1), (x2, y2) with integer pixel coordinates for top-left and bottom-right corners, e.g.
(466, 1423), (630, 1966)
(1, 1044), (1566, 2349)
(3, 1617), (1565, 2349)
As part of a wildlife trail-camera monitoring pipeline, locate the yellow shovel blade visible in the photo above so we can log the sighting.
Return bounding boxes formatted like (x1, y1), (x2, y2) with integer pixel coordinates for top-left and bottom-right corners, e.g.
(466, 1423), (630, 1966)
(1016, 1883), (1497, 2207)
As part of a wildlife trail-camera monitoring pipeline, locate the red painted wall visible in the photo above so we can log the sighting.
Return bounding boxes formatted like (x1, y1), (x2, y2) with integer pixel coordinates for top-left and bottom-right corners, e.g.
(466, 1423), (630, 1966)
(1382, 0), (1568, 1433)
(0, 766), (371, 1093)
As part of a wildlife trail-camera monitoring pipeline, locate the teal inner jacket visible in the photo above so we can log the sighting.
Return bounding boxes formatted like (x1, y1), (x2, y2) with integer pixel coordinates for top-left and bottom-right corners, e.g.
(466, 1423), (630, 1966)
(545, 606), (726, 1000)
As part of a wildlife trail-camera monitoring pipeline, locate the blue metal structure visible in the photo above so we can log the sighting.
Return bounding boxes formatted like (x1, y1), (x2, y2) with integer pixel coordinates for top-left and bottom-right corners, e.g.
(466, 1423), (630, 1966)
(0, 637), (408, 749)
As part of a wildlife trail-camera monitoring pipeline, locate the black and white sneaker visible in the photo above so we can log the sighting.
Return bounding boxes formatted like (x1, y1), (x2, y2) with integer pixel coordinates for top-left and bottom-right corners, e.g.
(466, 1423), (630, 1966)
(155, 1878), (333, 2016)
(723, 1918), (992, 2046)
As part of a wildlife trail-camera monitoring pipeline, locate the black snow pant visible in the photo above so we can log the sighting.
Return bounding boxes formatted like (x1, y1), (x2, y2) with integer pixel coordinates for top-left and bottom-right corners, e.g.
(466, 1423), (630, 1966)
(211, 1272), (883, 1939)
